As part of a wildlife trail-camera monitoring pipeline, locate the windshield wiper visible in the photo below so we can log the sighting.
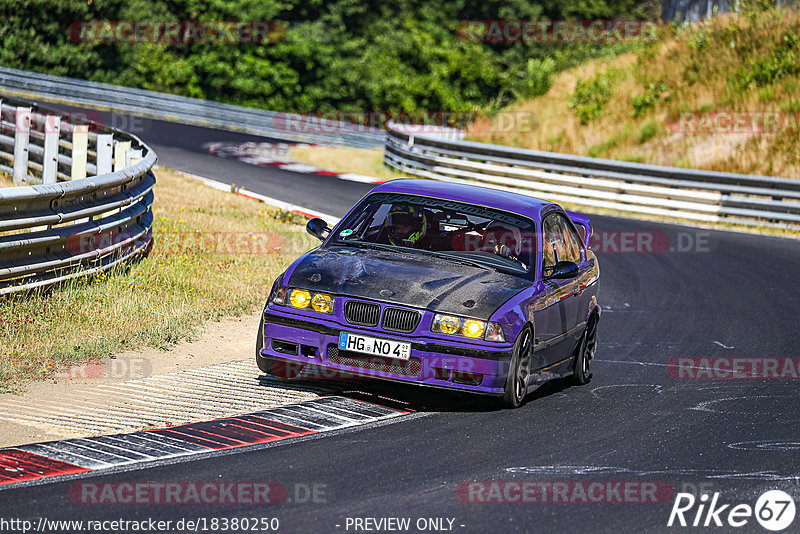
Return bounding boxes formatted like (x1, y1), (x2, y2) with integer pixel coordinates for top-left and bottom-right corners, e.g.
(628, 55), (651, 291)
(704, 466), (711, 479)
(414, 250), (493, 271)
(333, 240), (404, 254)
(335, 241), (498, 272)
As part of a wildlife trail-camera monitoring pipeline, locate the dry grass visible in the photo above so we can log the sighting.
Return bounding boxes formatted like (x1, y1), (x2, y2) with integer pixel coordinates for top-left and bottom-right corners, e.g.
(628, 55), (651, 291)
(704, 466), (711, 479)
(0, 167), (316, 393)
(0, 173), (13, 188)
(470, 6), (800, 179)
(289, 146), (413, 182)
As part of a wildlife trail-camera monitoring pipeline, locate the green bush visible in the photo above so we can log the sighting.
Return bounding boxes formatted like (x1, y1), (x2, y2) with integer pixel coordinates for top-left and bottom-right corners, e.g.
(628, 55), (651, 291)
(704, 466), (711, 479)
(736, 31), (800, 88)
(521, 57), (556, 99)
(569, 70), (618, 124)
(631, 81), (670, 116)
(637, 120), (658, 143)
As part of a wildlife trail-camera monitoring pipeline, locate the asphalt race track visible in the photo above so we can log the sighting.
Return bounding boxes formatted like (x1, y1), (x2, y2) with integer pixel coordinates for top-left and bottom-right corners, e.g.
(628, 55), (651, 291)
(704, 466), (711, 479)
(2, 111), (799, 533)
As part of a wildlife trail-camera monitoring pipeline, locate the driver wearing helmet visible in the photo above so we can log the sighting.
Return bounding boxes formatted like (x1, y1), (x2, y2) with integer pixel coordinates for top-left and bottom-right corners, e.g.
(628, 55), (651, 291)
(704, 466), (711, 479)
(384, 204), (427, 247)
(485, 223), (525, 267)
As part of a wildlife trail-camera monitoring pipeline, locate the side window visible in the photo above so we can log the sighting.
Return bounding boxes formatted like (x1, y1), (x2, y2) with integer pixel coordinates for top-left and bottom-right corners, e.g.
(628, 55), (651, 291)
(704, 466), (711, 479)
(543, 238), (556, 269)
(542, 215), (565, 268)
(556, 215), (584, 263)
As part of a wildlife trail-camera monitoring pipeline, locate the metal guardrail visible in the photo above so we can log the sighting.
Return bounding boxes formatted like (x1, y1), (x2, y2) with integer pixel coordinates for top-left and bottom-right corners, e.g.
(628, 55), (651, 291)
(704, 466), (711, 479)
(384, 123), (800, 230)
(0, 95), (156, 295)
(663, 0), (799, 22)
(0, 66), (385, 148)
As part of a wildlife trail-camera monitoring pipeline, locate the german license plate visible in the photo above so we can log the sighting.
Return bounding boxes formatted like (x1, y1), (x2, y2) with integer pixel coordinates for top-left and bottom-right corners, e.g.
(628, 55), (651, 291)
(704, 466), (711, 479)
(338, 332), (411, 360)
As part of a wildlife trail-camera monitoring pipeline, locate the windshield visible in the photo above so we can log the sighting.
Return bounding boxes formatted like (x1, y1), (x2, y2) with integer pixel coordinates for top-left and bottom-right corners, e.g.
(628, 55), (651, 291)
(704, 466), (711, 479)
(330, 192), (537, 275)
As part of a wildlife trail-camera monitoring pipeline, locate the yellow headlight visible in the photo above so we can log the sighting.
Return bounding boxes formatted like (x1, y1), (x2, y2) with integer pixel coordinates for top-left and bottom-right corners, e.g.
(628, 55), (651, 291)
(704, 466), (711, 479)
(437, 315), (460, 335)
(462, 319), (486, 339)
(311, 293), (334, 314)
(289, 289), (311, 309)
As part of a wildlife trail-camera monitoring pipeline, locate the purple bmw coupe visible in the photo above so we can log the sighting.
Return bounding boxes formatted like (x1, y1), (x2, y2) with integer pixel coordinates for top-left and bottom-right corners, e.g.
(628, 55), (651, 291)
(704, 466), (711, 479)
(256, 179), (600, 407)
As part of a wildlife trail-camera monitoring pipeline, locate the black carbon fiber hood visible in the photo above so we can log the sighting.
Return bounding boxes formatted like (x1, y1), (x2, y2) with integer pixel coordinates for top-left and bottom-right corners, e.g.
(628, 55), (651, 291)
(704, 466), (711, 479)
(287, 246), (530, 320)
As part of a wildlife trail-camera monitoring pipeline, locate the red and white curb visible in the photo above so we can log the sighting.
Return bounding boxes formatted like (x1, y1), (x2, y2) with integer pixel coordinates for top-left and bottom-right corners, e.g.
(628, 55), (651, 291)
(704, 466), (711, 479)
(0, 397), (408, 488)
(205, 141), (386, 185)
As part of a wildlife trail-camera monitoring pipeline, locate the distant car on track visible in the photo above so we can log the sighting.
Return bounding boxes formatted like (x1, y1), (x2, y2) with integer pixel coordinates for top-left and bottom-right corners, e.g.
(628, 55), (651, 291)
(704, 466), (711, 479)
(256, 179), (600, 407)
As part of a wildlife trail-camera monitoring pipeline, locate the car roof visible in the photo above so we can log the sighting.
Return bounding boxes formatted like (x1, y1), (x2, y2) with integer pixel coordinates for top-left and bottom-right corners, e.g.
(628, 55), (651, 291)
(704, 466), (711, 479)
(369, 179), (558, 220)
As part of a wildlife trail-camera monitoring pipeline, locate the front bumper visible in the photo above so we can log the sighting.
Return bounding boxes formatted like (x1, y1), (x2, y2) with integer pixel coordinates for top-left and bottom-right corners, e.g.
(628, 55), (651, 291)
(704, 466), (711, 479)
(258, 308), (514, 395)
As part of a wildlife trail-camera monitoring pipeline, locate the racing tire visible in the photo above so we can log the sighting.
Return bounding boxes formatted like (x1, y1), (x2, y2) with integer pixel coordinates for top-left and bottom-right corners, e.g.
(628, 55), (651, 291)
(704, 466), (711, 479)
(502, 327), (533, 408)
(572, 313), (598, 385)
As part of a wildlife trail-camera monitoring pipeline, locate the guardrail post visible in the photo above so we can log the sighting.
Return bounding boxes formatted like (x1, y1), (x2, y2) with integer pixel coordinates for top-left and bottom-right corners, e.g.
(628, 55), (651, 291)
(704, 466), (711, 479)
(12, 106), (31, 184)
(42, 115), (61, 184)
(129, 149), (143, 166)
(114, 140), (130, 172)
(71, 124), (88, 180)
(96, 133), (113, 175)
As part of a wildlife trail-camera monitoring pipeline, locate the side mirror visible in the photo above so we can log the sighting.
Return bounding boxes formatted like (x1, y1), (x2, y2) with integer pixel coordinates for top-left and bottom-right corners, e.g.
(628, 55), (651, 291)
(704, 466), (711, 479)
(306, 218), (330, 241)
(543, 261), (579, 280)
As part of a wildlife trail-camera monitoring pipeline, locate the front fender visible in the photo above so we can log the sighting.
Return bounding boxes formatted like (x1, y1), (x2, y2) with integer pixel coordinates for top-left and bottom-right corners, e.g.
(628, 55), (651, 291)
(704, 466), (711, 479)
(489, 282), (546, 346)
